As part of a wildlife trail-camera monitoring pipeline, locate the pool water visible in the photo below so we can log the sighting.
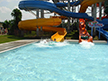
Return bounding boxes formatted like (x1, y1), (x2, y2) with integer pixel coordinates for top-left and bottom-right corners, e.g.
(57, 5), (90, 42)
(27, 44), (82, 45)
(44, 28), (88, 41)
(0, 40), (108, 81)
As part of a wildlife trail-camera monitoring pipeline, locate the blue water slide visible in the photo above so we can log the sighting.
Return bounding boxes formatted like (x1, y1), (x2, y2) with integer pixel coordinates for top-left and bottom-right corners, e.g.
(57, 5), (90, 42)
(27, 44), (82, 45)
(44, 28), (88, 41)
(100, 19), (108, 30)
(96, 19), (108, 40)
(96, 28), (108, 40)
(18, 0), (94, 20)
(55, 1), (81, 7)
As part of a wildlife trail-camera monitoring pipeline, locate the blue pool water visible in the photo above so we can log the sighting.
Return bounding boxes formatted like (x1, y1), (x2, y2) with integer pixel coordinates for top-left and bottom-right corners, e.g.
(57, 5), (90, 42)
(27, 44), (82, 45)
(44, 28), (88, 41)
(0, 40), (108, 81)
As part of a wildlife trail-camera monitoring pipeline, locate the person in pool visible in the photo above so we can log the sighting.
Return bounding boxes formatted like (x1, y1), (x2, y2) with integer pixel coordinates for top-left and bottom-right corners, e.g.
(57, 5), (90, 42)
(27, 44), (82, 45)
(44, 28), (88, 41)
(54, 39), (56, 41)
(79, 30), (93, 42)
(81, 30), (89, 39)
(43, 39), (50, 43)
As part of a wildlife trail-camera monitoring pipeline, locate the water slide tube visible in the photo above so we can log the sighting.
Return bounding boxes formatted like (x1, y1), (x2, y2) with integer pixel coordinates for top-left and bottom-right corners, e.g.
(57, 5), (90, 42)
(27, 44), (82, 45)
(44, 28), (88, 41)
(79, 0), (105, 13)
(18, 0), (94, 20)
(18, 0), (93, 42)
(78, 0), (105, 43)
(51, 0), (82, 19)
(96, 1), (108, 40)
(56, 0), (106, 42)
(18, 18), (67, 42)
(96, 18), (108, 40)
(18, 0), (105, 42)
(55, 0), (81, 7)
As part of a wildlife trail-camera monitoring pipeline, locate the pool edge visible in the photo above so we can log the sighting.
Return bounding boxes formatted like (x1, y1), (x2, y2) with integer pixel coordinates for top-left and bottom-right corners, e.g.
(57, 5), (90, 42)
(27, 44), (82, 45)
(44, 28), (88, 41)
(0, 39), (107, 53)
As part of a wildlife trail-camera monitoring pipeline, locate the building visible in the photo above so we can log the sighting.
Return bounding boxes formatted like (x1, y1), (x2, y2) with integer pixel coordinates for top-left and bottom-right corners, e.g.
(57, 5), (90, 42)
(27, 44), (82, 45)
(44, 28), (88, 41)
(0, 22), (4, 34)
(0, 22), (8, 34)
(0, 22), (3, 28)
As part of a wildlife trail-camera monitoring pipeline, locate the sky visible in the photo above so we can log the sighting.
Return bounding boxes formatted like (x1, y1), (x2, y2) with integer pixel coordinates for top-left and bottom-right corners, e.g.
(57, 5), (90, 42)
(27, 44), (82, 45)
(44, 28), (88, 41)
(0, 0), (54, 22)
(0, 0), (103, 22)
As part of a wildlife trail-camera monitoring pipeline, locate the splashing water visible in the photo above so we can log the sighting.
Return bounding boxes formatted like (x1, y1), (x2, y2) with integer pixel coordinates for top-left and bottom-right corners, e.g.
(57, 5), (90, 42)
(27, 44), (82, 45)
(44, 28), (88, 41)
(79, 41), (94, 49)
(53, 41), (70, 47)
(34, 39), (70, 47)
(34, 39), (52, 47)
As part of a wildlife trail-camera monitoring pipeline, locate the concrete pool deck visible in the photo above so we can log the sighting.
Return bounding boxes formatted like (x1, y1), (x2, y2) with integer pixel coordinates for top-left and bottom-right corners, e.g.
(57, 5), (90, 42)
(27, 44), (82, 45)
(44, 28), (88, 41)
(0, 39), (107, 53)
(0, 39), (40, 53)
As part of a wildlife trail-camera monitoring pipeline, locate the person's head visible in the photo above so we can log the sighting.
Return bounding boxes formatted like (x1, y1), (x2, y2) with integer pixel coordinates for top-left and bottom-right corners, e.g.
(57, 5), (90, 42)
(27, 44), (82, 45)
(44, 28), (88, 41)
(54, 39), (56, 41)
(80, 22), (84, 25)
(80, 20), (85, 25)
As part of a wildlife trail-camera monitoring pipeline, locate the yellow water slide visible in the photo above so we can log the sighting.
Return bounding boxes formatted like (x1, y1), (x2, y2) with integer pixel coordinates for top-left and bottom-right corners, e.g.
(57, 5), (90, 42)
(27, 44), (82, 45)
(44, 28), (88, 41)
(79, 0), (105, 13)
(18, 18), (67, 42)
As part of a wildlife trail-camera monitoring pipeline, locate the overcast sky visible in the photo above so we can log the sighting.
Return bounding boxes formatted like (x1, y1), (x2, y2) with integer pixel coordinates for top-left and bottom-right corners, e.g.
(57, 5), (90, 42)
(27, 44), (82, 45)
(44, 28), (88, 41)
(0, 0), (54, 22)
(0, 0), (102, 22)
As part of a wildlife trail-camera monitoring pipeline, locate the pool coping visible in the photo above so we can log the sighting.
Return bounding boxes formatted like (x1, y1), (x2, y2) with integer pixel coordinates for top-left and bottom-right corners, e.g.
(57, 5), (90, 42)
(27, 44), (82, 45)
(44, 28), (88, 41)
(66, 39), (107, 43)
(0, 39), (40, 53)
(0, 39), (107, 53)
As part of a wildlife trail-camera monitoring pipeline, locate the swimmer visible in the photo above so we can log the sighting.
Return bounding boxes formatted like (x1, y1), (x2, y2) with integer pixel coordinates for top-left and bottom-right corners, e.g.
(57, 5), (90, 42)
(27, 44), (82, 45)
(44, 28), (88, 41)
(54, 39), (56, 41)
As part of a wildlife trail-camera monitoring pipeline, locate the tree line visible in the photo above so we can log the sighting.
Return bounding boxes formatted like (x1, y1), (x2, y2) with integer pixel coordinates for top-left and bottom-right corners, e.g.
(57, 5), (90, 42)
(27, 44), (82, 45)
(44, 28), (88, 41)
(3, 8), (22, 36)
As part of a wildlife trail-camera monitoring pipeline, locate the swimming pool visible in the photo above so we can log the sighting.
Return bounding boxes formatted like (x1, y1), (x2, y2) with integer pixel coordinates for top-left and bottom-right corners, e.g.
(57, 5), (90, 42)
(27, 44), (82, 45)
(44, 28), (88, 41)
(0, 40), (108, 81)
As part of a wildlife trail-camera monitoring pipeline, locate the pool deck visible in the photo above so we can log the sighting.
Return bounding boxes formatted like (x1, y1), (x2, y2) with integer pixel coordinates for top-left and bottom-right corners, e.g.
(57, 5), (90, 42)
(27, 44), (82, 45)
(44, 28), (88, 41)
(0, 39), (40, 53)
(0, 39), (107, 53)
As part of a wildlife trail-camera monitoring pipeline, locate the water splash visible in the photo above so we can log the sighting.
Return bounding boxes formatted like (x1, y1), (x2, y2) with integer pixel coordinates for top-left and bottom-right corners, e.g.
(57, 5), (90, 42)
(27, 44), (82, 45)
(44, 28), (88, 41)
(53, 41), (70, 47)
(34, 39), (70, 48)
(34, 39), (52, 48)
(79, 41), (94, 49)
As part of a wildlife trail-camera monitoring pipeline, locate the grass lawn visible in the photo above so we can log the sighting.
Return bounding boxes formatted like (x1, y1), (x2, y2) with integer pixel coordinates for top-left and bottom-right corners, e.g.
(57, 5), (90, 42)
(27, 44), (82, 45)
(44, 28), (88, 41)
(0, 31), (52, 44)
(0, 30), (102, 44)
(0, 35), (23, 44)
(66, 30), (79, 39)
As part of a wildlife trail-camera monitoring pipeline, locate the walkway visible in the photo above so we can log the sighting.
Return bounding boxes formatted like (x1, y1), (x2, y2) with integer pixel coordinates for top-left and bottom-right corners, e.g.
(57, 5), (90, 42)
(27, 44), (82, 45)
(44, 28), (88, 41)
(0, 39), (40, 53)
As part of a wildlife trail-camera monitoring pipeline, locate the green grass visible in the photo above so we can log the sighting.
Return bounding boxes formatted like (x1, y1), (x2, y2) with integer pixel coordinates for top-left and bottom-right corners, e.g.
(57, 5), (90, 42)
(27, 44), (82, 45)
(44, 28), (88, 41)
(0, 30), (103, 44)
(66, 30), (79, 39)
(0, 35), (23, 44)
(0, 31), (52, 44)
(24, 31), (36, 38)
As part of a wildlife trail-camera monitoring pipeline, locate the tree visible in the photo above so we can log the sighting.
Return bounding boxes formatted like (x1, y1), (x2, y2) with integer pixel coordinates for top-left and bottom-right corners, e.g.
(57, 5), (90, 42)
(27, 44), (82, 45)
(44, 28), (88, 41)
(3, 8), (22, 35)
(11, 8), (22, 30)
(104, 1), (108, 15)
(3, 20), (11, 29)
(3, 20), (12, 34)
(10, 8), (23, 36)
